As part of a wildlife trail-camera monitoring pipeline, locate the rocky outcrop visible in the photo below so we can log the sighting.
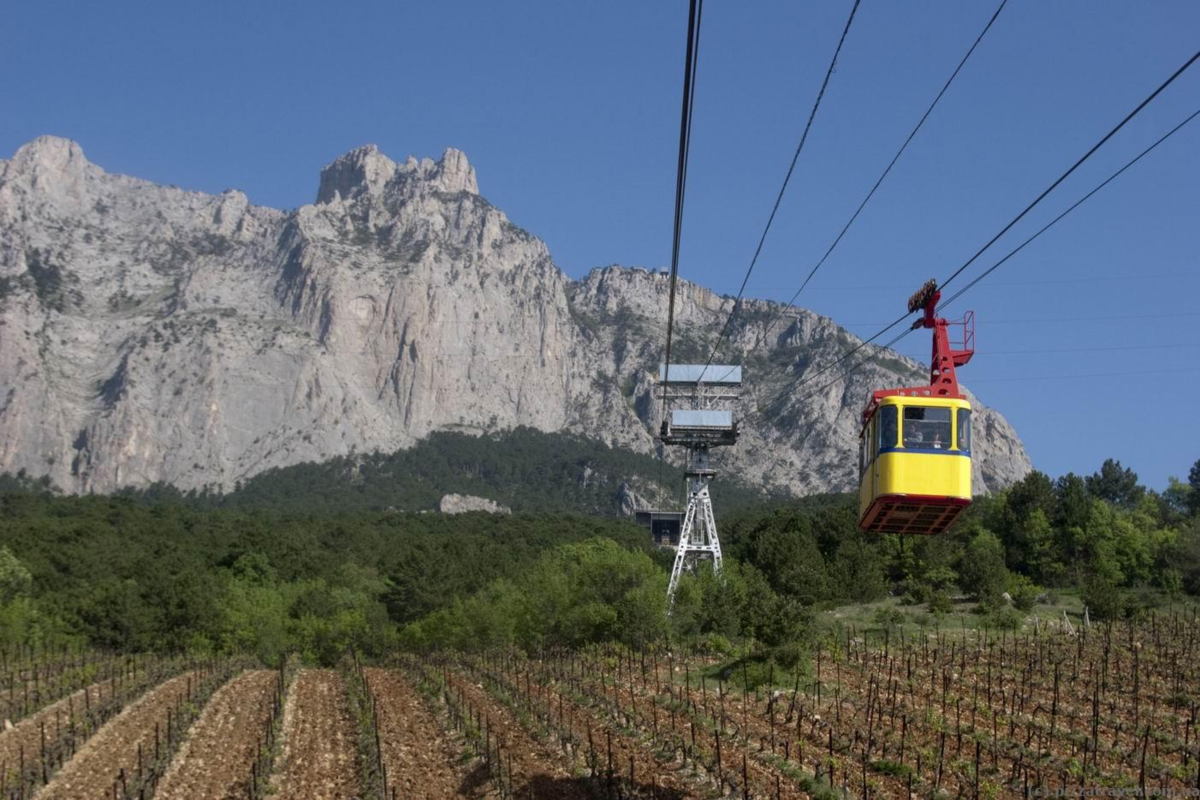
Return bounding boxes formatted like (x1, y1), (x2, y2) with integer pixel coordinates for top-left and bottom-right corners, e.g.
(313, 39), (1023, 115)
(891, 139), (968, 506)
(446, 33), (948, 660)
(619, 483), (654, 517)
(0, 137), (1032, 496)
(438, 494), (511, 515)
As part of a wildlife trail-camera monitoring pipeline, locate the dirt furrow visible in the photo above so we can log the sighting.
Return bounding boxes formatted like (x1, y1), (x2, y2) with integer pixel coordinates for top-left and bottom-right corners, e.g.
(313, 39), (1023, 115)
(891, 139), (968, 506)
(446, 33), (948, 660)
(37, 671), (198, 800)
(529, 661), (775, 800)
(0, 680), (108, 784)
(539, 679), (710, 799)
(364, 668), (467, 799)
(445, 669), (591, 799)
(155, 670), (278, 800)
(270, 669), (359, 800)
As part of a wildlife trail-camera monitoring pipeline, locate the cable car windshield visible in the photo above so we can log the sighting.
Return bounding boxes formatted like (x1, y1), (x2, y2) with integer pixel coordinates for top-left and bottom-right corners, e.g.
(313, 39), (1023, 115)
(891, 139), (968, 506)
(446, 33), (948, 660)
(958, 408), (971, 452)
(903, 406), (951, 450)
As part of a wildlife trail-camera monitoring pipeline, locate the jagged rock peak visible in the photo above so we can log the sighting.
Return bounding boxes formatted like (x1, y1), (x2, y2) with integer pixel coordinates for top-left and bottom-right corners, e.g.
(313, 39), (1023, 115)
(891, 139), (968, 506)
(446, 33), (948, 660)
(315, 144), (397, 204)
(11, 136), (89, 170)
(316, 144), (477, 204)
(4, 136), (94, 186)
(435, 147), (478, 195)
(2, 136), (101, 205)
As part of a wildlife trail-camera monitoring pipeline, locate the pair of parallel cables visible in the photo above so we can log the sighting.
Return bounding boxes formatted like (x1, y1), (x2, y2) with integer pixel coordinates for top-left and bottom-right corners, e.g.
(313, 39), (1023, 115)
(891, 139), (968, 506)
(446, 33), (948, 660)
(656, 1), (1198, 428)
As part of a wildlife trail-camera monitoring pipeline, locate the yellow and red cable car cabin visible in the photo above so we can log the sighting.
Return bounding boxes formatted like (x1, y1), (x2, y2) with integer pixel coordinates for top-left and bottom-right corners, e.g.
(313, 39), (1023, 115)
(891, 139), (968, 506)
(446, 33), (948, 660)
(858, 280), (975, 535)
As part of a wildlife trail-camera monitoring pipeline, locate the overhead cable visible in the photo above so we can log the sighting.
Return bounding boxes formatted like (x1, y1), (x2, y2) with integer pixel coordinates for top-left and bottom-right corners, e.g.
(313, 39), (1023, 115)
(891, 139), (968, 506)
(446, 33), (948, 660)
(937, 107), (1200, 312)
(935, 49), (1200, 297)
(721, 0), (1008, 382)
(742, 104), (1200, 426)
(698, 0), (863, 378)
(660, 0), (704, 421)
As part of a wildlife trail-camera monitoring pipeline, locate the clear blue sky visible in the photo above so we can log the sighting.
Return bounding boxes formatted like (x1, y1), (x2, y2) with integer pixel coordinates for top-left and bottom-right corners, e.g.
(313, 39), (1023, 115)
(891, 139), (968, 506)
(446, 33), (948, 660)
(3, 1), (1197, 489)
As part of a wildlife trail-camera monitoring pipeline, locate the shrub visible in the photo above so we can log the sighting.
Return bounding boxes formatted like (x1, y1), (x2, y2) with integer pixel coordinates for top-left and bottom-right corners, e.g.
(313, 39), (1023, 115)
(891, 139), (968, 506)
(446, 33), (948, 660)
(872, 606), (904, 630)
(900, 580), (932, 606)
(1081, 576), (1127, 620)
(981, 605), (1022, 631)
(704, 632), (734, 656)
(1007, 574), (1041, 612)
(928, 591), (953, 616)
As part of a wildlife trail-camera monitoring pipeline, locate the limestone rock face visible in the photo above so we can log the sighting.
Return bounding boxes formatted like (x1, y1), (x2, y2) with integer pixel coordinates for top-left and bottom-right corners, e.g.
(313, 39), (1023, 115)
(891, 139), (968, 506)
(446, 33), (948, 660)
(438, 493), (512, 515)
(0, 137), (1032, 496)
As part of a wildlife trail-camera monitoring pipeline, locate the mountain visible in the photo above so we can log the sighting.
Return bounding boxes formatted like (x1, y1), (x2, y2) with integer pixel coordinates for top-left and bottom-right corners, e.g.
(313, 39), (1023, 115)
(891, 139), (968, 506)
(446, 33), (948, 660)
(0, 137), (1030, 498)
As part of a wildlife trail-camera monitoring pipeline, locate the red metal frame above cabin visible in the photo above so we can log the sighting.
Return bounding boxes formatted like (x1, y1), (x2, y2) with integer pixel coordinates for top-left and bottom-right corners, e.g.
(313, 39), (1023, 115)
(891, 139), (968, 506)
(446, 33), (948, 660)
(860, 283), (974, 429)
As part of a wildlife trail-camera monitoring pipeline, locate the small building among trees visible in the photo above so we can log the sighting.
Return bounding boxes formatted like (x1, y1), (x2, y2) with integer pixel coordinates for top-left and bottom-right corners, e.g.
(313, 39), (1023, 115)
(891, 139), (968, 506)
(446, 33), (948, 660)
(634, 510), (683, 548)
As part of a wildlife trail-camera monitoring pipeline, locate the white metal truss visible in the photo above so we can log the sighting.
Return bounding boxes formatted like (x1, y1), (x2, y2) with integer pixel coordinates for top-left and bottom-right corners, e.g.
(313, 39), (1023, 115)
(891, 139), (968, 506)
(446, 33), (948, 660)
(656, 366), (740, 608)
(666, 447), (724, 602)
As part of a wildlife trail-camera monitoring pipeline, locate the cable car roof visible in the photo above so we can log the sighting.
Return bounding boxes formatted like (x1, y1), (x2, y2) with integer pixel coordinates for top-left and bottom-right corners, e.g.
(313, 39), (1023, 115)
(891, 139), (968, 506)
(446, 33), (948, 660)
(670, 409), (734, 429)
(658, 364), (742, 385)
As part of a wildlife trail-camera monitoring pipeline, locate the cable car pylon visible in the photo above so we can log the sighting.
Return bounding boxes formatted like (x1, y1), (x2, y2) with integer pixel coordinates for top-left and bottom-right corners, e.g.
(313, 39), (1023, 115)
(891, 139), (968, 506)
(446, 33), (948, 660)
(657, 364), (742, 605)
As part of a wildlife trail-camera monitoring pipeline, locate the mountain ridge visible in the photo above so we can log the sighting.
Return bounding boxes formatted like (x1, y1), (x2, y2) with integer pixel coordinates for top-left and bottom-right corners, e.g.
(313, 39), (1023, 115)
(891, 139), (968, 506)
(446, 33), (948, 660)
(0, 137), (1031, 497)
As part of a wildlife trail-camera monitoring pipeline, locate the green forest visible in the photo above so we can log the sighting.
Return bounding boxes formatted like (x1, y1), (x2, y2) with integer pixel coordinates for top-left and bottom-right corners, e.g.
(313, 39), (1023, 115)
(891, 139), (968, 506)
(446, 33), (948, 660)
(0, 456), (1197, 671)
(107, 427), (780, 516)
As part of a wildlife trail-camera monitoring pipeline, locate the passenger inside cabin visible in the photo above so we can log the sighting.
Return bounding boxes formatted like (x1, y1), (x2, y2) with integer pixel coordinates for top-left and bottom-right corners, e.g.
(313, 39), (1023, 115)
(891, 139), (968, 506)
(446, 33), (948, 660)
(903, 406), (952, 450)
(904, 423), (923, 446)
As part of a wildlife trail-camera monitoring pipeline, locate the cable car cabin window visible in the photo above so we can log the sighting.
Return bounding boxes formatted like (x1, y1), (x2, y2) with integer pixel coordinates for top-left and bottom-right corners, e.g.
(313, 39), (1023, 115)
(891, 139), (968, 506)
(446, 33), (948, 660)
(861, 416), (876, 475)
(859, 426), (868, 475)
(957, 408), (971, 452)
(877, 406), (898, 455)
(902, 406), (951, 450)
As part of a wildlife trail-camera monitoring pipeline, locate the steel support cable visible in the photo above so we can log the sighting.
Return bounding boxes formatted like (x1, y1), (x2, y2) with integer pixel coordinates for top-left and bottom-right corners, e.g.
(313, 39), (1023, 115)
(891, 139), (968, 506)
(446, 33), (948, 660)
(718, 0), (1008, 386)
(935, 48), (1200, 297)
(904, 342), (1200, 357)
(936, 107), (1200, 314)
(660, 0), (704, 420)
(969, 367), (1200, 384)
(744, 51), (1200, 423)
(658, 0), (704, 491)
(731, 40), (1196, 400)
(698, 0), (863, 381)
(742, 105), (1200, 426)
(843, 310), (1200, 328)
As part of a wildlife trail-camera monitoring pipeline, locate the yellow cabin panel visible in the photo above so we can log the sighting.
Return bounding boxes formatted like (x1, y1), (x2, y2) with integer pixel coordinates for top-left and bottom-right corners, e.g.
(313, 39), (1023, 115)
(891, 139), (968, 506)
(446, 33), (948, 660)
(876, 451), (971, 499)
(858, 396), (973, 535)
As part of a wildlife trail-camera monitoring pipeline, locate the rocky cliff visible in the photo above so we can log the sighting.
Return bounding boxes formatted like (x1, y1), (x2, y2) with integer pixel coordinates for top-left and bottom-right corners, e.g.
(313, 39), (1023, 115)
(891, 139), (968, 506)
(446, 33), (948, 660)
(0, 137), (1031, 496)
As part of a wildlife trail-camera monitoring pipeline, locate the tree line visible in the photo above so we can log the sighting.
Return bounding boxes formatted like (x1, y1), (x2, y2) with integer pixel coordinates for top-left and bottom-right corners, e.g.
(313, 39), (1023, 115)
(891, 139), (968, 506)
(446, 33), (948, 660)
(0, 456), (1196, 667)
(401, 458), (1200, 658)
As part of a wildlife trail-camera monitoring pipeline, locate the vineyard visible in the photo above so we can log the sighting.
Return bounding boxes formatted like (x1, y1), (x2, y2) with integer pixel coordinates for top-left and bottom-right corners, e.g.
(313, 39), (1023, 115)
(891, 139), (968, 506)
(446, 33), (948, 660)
(0, 613), (1196, 798)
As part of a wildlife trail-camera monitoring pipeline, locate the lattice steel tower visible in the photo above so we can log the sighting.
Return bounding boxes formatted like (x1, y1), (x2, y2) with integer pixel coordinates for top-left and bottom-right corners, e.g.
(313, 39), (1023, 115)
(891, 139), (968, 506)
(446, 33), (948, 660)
(657, 364), (742, 604)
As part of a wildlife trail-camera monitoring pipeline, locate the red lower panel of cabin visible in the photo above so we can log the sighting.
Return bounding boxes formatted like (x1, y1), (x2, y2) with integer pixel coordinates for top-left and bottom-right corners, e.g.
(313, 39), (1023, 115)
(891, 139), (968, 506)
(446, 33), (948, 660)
(860, 494), (971, 536)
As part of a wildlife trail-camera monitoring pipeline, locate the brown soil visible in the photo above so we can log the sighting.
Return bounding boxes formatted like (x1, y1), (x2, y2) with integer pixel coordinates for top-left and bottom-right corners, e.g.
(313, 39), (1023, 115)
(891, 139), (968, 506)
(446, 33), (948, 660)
(271, 669), (360, 800)
(364, 668), (467, 800)
(548, 653), (884, 799)
(540, 680), (708, 799)
(445, 669), (591, 799)
(155, 670), (278, 800)
(0, 680), (109, 783)
(497, 661), (734, 799)
(38, 671), (198, 800)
